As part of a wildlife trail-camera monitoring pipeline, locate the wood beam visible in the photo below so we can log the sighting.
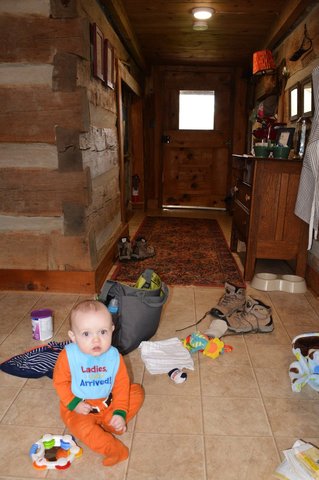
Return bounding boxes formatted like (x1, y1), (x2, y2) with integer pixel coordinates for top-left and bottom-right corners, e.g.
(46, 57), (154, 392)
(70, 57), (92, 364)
(100, 0), (146, 71)
(118, 61), (142, 96)
(265, 0), (316, 49)
(0, 222), (129, 293)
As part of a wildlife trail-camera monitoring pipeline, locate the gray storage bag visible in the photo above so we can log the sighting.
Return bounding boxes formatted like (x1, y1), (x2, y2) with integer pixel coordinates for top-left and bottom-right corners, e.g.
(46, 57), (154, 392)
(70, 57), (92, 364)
(99, 271), (169, 355)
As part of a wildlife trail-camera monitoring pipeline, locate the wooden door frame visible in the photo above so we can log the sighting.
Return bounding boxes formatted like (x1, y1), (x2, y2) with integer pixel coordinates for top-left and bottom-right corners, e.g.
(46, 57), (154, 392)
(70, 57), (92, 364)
(116, 60), (143, 223)
(149, 65), (247, 210)
(159, 66), (234, 209)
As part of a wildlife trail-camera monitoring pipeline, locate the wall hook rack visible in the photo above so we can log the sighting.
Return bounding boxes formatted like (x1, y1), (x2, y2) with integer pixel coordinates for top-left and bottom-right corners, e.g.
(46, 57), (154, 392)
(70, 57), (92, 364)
(289, 24), (313, 61)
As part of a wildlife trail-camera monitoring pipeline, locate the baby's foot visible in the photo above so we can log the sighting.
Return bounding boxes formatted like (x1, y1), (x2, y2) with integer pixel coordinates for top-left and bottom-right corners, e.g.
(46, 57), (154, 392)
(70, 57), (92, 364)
(103, 443), (129, 466)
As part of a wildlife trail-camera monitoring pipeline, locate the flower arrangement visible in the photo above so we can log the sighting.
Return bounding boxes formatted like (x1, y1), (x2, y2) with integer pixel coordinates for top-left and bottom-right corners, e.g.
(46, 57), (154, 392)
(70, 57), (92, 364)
(253, 117), (285, 142)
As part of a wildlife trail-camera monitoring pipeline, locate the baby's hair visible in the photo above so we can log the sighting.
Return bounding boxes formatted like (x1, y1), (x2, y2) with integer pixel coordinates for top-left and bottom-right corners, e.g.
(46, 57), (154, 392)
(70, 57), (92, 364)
(70, 300), (109, 328)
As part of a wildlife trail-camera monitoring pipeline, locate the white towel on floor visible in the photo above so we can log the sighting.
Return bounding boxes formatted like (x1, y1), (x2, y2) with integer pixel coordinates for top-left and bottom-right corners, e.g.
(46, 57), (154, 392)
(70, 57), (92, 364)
(139, 337), (194, 374)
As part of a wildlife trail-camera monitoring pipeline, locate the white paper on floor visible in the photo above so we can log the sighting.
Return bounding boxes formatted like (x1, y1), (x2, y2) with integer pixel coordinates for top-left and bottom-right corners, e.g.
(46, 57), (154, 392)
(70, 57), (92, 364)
(274, 439), (319, 480)
(139, 337), (194, 374)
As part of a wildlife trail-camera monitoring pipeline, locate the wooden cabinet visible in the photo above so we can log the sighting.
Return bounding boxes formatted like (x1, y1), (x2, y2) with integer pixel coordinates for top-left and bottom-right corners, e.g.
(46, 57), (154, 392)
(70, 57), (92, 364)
(230, 155), (308, 281)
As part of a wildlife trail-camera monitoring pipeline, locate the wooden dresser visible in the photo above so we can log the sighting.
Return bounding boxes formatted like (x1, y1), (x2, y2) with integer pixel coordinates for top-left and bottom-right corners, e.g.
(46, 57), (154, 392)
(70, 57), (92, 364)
(230, 155), (308, 281)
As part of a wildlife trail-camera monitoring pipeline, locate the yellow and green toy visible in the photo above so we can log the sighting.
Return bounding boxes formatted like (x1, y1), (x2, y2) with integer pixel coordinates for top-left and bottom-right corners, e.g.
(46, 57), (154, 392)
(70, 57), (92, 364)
(182, 332), (229, 359)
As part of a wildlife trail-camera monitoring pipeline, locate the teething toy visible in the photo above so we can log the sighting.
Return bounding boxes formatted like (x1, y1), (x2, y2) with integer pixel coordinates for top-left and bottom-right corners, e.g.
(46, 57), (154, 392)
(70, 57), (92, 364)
(182, 331), (232, 359)
(29, 434), (82, 470)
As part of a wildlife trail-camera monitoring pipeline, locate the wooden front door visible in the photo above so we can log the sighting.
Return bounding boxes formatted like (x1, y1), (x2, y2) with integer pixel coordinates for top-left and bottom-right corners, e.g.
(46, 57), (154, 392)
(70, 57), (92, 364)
(161, 69), (233, 209)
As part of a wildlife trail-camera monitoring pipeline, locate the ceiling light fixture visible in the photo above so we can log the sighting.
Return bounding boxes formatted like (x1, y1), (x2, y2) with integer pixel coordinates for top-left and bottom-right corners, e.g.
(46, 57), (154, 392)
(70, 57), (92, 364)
(192, 7), (214, 20)
(193, 20), (208, 31)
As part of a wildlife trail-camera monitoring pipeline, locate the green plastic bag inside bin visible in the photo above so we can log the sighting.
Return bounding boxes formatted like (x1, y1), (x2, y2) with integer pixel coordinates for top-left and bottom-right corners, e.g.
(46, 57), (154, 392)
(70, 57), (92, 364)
(134, 269), (162, 293)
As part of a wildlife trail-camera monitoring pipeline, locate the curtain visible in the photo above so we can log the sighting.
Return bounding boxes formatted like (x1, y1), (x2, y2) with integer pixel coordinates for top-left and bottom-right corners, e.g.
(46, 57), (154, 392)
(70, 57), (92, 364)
(295, 65), (319, 249)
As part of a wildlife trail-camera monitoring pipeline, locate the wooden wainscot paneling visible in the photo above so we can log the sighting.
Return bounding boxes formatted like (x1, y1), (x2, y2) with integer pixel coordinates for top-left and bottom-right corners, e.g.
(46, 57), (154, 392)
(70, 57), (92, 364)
(0, 16), (90, 63)
(0, 168), (91, 216)
(0, 87), (90, 143)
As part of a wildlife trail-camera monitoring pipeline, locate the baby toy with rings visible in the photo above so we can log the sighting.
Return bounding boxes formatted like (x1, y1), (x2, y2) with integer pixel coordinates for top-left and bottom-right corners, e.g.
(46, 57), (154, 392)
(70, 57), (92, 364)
(29, 434), (82, 470)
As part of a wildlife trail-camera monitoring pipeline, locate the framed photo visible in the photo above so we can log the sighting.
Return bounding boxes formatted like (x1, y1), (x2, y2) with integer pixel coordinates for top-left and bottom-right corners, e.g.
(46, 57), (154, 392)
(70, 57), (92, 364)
(104, 40), (115, 89)
(92, 23), (104, 81)
(276, 127), (295, 148)
(289, 84), (299, 121)
(301, 76), (313, 117)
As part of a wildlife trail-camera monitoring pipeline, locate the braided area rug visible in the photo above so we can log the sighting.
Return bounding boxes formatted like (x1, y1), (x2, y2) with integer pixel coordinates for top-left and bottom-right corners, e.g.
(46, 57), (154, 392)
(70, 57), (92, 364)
(111, 216), (245, 287)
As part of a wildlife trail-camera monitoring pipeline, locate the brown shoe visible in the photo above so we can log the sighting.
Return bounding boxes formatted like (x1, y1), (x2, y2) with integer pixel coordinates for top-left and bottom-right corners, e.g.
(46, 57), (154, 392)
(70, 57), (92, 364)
(131, 237), (155, 260)
(210, 282), (246, 319)
(117, 237), (132, 261)
(225, 296), (273, 334)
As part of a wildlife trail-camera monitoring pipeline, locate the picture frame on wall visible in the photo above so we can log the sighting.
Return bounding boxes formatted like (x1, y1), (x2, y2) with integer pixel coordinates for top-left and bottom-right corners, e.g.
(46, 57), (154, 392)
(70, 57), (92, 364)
(301, 76), (313, 117)
(104, 40), (115, 89)
(289, 84), (299, 121)
(92, 23), (104, 81)
(276, 127), (295, 148)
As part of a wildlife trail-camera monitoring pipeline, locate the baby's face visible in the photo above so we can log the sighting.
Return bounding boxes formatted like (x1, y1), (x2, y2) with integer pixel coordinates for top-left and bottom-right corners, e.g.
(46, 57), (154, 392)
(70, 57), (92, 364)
(68, 308), (114, 356)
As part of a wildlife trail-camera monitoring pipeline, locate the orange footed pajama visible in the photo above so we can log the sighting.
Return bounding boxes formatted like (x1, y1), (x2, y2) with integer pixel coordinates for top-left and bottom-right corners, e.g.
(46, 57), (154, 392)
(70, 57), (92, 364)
(60, 383), (144, 466)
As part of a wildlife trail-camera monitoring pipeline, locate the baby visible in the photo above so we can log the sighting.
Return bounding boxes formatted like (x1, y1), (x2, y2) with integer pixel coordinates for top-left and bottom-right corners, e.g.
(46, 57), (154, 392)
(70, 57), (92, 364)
(53, 299), (144, 466)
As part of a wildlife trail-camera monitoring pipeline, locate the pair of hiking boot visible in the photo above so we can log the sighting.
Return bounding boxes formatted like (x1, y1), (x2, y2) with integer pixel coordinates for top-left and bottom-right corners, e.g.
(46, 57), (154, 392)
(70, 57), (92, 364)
(206, 282), (274, 336)
(117, 236), (155, 262)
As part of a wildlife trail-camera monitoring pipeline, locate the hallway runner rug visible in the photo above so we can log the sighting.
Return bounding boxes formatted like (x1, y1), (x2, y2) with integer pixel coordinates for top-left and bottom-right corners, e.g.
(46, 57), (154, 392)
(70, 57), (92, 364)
(111, 216), (245, 287)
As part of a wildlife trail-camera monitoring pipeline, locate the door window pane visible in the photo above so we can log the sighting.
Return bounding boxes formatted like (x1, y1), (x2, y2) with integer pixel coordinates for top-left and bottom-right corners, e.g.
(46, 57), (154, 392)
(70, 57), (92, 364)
(179, 90), (215, 130)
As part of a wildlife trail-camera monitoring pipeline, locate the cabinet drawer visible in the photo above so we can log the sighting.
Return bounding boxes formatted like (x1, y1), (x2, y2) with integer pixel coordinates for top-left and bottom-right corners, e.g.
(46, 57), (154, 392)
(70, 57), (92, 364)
(236, 181), (252, 211)
(233, 202), (250, 241)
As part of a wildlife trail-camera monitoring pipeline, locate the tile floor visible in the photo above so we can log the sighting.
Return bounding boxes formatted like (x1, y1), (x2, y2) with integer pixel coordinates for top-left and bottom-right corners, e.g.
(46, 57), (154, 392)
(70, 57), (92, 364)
(1, 210), (319, 480)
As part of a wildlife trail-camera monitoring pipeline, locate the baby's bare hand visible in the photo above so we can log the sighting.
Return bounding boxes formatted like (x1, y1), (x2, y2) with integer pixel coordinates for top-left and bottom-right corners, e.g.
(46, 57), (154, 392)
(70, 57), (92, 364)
(74, 401), (92, 415)
(109, 414), (126, 432)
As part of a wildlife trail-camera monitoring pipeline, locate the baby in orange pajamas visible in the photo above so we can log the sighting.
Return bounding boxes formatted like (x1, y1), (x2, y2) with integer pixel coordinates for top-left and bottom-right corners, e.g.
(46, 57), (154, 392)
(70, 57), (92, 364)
(53, 299), (144, 466)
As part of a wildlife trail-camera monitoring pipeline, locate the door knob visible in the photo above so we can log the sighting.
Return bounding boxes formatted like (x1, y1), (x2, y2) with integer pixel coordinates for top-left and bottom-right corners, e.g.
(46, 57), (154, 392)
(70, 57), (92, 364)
(162, 135), (171, 144)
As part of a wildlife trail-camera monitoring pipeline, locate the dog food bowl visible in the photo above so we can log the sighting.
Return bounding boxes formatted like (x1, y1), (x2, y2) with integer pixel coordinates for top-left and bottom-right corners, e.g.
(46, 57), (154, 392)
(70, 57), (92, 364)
(251, 273), (307, 293)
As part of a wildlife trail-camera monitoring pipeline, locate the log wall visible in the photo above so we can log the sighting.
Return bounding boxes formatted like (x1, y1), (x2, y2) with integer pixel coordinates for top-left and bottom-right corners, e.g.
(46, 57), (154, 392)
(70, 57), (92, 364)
(0, 0), (135, 292)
